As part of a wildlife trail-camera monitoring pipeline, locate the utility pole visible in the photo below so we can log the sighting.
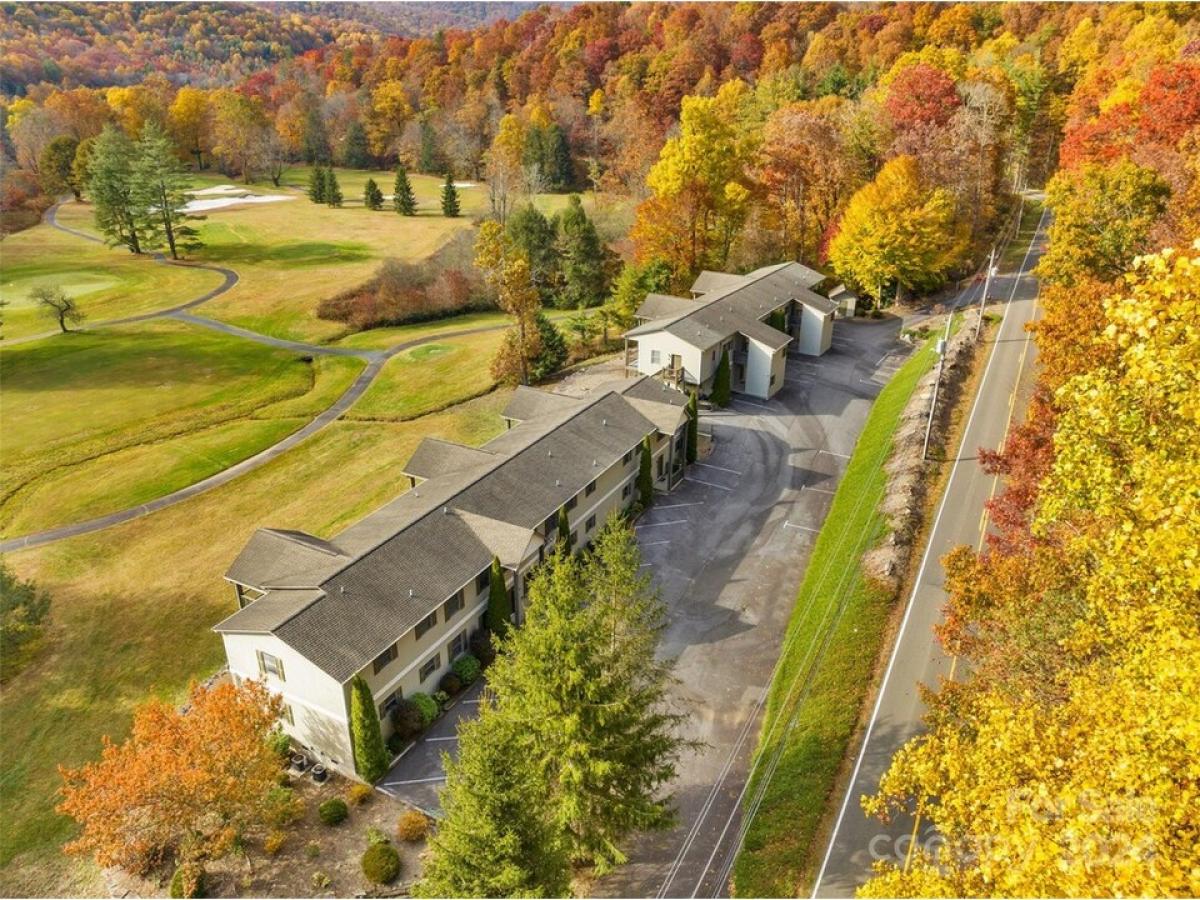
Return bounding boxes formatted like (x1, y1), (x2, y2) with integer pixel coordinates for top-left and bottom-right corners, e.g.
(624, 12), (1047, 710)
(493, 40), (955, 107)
(974, 246), (997, 342)
(922, 309), (955, 461)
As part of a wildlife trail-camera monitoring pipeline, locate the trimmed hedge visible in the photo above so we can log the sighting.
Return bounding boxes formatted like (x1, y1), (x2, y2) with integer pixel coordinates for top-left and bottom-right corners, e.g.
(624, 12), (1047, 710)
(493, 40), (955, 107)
(318, 797), (348, 826)
(451, 653), (481, 686)
(409, 692), (438, 726)
(361, 841), (402, 884)
(438, 671), (463, 696)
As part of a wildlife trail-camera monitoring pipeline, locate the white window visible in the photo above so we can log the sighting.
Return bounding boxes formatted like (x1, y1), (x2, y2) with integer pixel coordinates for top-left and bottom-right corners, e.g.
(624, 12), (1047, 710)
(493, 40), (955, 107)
(257, 650), (285, 681)
(650, 349), (661, 365)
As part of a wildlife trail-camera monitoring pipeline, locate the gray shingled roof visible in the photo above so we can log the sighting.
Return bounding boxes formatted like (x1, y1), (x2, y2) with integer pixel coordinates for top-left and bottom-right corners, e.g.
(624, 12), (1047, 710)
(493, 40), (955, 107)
(501, 385), (584, 423)
(225, 529), (347, 590)
(403, 438), (497, 481)
(218, 381), (681, 683)
(636, 292), (696, 321)
(690, 270), (747, 294)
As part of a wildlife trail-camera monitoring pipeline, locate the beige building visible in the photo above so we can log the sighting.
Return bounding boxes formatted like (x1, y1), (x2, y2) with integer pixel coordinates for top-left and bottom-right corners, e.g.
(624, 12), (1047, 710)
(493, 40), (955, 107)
(214, 377), (690, 775)
(624, 262), (837, 400)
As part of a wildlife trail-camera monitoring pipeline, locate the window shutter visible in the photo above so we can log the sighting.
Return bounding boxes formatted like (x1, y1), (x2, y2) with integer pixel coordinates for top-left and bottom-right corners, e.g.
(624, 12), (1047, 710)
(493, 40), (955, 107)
(256, 650), (265, 677)
(277, 656), (285, 682)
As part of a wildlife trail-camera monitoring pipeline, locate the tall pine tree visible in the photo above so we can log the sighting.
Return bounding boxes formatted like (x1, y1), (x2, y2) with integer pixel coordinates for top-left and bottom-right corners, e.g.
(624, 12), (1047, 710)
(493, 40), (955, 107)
(363, 177), (384, 210)
(557, 194), (606, 308)
(343, 121), (371, 169)
(686, 392), (699, 464)
(415, 705), (569, 898)
(87, 125), (142, 254)
(638, 436), (654, 508)
(131, 122), (200, 260)
(307, 166), (327, 204)
(556, 505), (572, 554)
(325, 169), (343, 208)
(393, 166), (416, 215)
(711, 349), (731, 407)
(441, 171), (460, 217)
(348, 675), (388, 782)
(485, 520), (691, 872)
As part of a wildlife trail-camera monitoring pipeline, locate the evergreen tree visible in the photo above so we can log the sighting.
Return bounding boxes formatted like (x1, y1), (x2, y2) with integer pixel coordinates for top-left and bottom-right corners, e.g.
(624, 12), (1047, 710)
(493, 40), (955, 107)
(485, 556), (511, 637)
(557, 194), (607, 308)
(363, 177), (384, 210)
(485, 521), (691, 872)
(711, 349), (731, 407)
(325, 169), (343, 207)
(131, 122), (201, 260)
(556, 505), (572, 554)
(545, 123), (573, 190)
(609, 259), (673, 326)
(87, 125), (143, 254)
(686, 391), (699, 464)
(529, 313), (568, 381)
(71, 137), (96, 201)
(393, 165), (416, 215)
(343, 121), (372, 169)
(418, 118), (440, 172)
(415, 705), (569, 898)
(638, 436), (654, 508)
(348, 675), (388, 782)
(302, 104), (331, 165)
(507, 204), (560, 305)
(440, 171), (460, 217)
(307, 165), (327, 204)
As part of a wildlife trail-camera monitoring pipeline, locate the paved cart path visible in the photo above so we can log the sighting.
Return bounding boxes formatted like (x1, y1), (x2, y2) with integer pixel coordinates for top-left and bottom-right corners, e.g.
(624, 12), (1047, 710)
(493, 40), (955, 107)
(0, 203), (510, 552)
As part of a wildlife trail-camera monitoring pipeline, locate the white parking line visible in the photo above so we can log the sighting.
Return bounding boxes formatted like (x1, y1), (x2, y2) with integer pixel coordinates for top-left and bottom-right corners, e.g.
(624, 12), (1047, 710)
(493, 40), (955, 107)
(642, 540), (671, 547)
(655, 502), (704, 510)
(684, 476), (733, 491)
(635, 519), (687, 527)
(384, 776), (446, 786)
(695, 462), (742, 475)
(801, 485), (836, 495)
(424, 736), (458, 742)
(783, 521), (821, 532)
(819, 449), (851, 459)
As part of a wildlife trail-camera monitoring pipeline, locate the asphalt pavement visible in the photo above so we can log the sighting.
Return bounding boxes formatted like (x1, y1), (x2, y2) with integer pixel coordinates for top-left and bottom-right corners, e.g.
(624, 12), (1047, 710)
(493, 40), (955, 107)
(810, 208), (1050, 898)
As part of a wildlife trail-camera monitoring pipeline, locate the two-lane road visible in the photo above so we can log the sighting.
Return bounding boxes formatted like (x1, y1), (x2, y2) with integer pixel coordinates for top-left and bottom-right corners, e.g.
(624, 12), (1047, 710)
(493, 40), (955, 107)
(812, 207), (1049, 897)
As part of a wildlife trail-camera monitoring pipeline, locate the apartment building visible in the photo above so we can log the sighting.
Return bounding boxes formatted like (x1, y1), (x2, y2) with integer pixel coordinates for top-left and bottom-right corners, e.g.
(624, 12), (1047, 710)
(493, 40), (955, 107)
(214, 376), (690, 775)
(624, 262), (837, 400)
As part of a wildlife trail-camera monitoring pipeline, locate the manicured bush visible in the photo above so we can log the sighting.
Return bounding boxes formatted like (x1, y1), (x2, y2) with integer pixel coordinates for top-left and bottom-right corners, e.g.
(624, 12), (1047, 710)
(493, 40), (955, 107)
(169, 863), (204, 899)
(439, 671), (463, 696)
(263, 830), (286, 855)
(361, 841), (402, 885)
(409, 692), (438, 727)
(451, 653), (482, 686)
(391, 699), (425, 740)
(264, 785), (304, 826)
(396, 808), (429, 843)
(349, 675), (388, 783)
(318, 797), (348, 826)
(433, 690), (450, 708)
(347, 783), (373, 806)
(265, 728), (291, 760)
(711, 349), (731, 407)
(366, 825), (390, 846)
(387, 730), (408, 755)
(304, 841), (321, 859)
(484, 556), (511, 637)
(470, 629), (497, 667)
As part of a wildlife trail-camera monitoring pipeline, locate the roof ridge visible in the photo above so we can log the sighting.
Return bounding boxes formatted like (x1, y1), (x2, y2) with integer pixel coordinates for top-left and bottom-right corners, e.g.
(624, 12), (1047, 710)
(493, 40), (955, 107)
(316, 388), (628, 584)
(261, 528), (346, 558)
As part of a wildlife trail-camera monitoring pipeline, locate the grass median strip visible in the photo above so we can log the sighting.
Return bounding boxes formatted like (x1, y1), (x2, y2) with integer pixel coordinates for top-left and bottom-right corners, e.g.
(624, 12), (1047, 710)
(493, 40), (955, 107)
(731, 333), (941, 897)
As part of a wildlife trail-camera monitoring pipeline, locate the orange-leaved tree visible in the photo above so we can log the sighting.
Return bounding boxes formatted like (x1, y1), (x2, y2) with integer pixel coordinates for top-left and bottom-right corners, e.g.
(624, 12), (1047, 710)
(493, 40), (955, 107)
(58, 679), (283, 874)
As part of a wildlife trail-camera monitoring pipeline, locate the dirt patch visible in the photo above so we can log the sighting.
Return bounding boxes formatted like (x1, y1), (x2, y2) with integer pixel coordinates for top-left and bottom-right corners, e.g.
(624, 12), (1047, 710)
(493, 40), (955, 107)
(104, 771), (427, 898)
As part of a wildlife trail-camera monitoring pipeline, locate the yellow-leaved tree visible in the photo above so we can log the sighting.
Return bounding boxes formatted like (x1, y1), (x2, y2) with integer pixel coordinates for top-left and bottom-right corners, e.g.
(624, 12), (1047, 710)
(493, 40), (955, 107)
(828, 155), (964, 307)
(860, 243), (1200, 898)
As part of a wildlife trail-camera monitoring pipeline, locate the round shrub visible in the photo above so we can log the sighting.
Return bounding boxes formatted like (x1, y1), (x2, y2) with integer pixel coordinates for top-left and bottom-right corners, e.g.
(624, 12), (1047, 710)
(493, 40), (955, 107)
(397, 808), (429, 843)
(387, 730), (408, 755)
(451, 653), (482, 686)
(265, 728), (291, 760)
(409, 692), (438, 727)
(432, 689), (449, 708)
(263, 830), (286, 856)
(347, 783), (373, 806)
(318, 797), (348, 826)
(264, 785), (303, 826)
(361, 841), (401, 885)
(169, 864), (204, 899)
(469, 630), (496, 667)
(438, 671), (463, 696)
(391, 699), (424, 740)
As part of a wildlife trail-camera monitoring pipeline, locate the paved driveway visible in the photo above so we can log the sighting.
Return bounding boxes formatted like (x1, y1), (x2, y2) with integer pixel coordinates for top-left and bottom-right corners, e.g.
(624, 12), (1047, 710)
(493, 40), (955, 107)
(377, 318), (906, 887)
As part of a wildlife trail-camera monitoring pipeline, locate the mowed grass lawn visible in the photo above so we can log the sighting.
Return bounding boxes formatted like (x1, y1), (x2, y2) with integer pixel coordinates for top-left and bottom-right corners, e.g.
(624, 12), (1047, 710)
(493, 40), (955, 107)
(731, 334), (941, 897)
(0, 213), (225, 341)
(0, 390), (512, 897)
(0, 321), (364, 536)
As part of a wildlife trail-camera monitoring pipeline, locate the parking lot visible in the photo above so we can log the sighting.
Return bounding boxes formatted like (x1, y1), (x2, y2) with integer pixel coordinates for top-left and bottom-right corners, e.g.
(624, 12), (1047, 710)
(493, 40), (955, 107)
(379, 316), (909, 892)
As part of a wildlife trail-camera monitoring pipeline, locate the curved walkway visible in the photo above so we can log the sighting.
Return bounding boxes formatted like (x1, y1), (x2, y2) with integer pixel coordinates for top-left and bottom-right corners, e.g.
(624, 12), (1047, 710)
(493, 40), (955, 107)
(1, 203), (509, 552)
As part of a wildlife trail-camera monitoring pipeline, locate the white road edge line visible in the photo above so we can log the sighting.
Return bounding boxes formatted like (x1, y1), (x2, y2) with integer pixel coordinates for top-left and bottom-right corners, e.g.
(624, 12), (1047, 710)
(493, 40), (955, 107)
(801, 485), (836, 495)
(424, 736), (458, 742)
(810, 204), (1048, 897)
(818, 449), (852, 459)
(383, 776), (446, 786)
(783, 521), (820, 533)
(732, 398), (772, 410)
